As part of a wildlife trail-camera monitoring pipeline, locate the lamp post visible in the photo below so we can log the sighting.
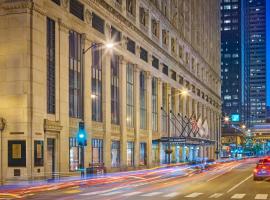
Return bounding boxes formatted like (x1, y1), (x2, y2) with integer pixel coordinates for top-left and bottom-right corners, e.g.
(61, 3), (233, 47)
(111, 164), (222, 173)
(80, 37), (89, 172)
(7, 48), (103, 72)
(164, 89), (188, 164)
(0, 118), (6, 185)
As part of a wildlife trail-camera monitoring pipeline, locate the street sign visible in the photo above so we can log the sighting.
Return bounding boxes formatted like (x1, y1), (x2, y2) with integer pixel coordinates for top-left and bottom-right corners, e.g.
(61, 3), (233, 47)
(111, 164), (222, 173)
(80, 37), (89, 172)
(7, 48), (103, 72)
(160, 137), (186, 143)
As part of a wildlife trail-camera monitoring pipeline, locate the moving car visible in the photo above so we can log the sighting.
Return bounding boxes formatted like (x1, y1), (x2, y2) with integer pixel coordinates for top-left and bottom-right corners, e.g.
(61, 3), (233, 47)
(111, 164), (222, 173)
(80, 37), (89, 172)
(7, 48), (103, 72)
(253, 158), (270, 181)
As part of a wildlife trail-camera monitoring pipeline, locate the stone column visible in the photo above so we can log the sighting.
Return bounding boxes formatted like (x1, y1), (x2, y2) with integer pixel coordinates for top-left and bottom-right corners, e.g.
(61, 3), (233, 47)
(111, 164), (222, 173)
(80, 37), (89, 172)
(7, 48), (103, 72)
(58, 20), (70, 174)
(102, 50), (111, 171)
(134, 66), (140, 168)
(83, 35), (92, 168)
(119, 57), (127, 169)
(146, 72), (153, 167)
(157, 78), (163, 165)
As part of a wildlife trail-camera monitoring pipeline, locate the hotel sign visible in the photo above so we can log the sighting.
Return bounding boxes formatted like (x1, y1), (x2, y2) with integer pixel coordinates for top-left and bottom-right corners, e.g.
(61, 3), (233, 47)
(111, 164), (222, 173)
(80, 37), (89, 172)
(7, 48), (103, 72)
(160, 137), (186, 143)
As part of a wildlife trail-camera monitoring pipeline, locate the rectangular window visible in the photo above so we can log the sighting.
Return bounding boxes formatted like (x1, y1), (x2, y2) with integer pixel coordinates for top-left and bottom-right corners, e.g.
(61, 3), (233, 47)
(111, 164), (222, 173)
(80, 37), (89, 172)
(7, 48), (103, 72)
(69, 0), (84, 20)
(111, 141), (120, 167)
(47, 18), (56, 114)
(152, 56), (159, 69)
(127, 37), (135, 54)
(111, 26), (121, 42)
(8, 140), (26, 167)
(171, 70), (176, 81)
(140, 71), (147, 129)
(111, 54), (120, 124)
(34, 141), (44, 167)
(179, 75), (184, 84)
(162, 64), (169, 75)
(140, 142), (147, 165)
(152, 77), (158, 131)
(140, 47), (148, 62)
(92, 44), (103, 122)
(127, 141), (134, 166)
(51, 0), (60, 5)
(92, 139), (103, 164)
(162, 83), (167, 132)
(127, 63), (134, 128)
(69, 137), (79, 171)
(92, 13), (105, 34)
(69, 30), (83, 118)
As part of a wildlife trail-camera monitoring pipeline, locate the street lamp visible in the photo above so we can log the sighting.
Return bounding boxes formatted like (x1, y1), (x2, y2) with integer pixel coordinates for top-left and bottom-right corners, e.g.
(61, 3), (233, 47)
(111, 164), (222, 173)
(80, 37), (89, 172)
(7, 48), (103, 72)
(224, 116), (230, 123)
(165, 88), (189, 164)
(83, 41), (114, 54)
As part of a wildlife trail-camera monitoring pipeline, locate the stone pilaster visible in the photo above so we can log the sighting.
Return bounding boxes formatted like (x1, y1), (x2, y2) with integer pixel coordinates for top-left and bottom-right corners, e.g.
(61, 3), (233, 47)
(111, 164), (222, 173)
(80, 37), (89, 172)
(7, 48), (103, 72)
(58, 20), (70, 175)
(119, 57), (127, 169)
(134, 66), (140, 168)
(146, 72), (152, 167)
(102, 52), (111, 171)
(157, 78), (163, 138)
(83, 35), (92, 168)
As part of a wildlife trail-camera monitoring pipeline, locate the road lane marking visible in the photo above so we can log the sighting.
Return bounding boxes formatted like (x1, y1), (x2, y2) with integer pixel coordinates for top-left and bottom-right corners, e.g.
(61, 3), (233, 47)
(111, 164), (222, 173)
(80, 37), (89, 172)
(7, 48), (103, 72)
(122, 192), (142, 196)
(231, 194), (246, 199)
(209, 193), (223, 198)
(185, 193), (203, 198)
(100, 191), (122, 196)
(63, 189), (81, 194)
(141, 192), (163, 197)
(227, 174), (253, 193)
(163, 192), (180, 197)
(255, 194), (268, 200)
(80, 189), (112, 196)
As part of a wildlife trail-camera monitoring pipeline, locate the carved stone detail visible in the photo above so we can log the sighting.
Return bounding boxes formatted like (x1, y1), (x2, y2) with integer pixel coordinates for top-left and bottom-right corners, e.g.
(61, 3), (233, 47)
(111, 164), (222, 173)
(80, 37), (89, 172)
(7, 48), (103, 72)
(84, 9), (93, 24)
(44, 119), (63, 132)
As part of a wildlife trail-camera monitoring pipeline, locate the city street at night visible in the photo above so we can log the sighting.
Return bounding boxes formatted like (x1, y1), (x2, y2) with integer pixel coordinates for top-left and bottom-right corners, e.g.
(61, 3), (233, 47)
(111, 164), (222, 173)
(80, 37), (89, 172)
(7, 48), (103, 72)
(1, 158), (269, 199)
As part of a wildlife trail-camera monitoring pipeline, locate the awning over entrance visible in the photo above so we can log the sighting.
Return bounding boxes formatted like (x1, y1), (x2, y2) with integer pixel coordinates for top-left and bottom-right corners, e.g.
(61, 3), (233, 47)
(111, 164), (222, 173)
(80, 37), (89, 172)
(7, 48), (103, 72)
(156, 137), (215, 145)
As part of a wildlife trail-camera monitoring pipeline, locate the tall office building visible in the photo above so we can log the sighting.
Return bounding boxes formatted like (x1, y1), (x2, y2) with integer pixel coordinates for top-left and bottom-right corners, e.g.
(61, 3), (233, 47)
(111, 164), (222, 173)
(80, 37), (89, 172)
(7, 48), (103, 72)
(245, 0), (267, 125)
(220, 0), (267, 126)
(220, 0), (243, 124)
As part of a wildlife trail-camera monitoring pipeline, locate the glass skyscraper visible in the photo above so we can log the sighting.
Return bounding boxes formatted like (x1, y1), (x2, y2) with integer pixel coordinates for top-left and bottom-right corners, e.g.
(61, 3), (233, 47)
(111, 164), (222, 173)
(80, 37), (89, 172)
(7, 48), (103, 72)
(221, 0), (266, 126)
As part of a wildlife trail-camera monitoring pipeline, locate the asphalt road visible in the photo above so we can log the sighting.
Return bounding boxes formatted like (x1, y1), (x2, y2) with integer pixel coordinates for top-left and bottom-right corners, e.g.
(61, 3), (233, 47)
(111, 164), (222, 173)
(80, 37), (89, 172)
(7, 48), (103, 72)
(3, 158), (270, 200)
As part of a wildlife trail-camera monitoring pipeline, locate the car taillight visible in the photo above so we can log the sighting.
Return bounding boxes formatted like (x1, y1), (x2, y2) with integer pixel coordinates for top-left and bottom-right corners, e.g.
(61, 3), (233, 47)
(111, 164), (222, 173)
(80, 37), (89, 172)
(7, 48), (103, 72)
(254, 169), (258, 173)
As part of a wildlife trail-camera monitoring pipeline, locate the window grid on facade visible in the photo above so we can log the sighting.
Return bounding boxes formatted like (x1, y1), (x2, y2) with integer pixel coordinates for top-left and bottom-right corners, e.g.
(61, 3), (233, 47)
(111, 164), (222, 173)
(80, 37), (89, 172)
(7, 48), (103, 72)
(92, 139), (103, 164)
(111, 26), (121, 42)
(127, 141), (134, 166)
(126, 64), (134, 128)
(152, 56), (159, 69)
(140, 47), (148, 62)
(140, 142), (147, 165)
(152, 78), (158, 131)
(162, 64), (168, 75)
(47, 18), (55, 114)
(111, 141), (120, 167)
(92, 13), (105, 34)
(51, 0), (60, 5)
(111, 54), (120, 124)
(140, 71), (147, 129)
(69, 30), (83, 118)
(92, 44), (103, 122)
(127, 37), (135, 54)
(69, 0), (84, 20)
(162, 83), (167, 132)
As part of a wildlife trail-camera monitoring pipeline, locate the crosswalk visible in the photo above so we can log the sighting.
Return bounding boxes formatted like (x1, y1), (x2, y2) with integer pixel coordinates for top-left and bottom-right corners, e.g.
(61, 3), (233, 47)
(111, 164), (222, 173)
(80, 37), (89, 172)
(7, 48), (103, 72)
(80, 191), (269, 199)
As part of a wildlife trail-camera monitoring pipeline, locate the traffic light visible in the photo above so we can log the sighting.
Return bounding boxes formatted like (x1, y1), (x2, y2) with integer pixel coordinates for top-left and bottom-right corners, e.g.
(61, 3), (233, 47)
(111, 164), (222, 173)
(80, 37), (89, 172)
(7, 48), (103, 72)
(77, 122), (87, 146)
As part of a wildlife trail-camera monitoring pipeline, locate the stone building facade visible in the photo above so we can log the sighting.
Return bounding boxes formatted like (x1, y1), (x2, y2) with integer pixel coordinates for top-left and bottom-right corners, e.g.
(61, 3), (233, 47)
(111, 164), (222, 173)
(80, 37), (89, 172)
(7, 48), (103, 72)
(0, 0), (221, 182)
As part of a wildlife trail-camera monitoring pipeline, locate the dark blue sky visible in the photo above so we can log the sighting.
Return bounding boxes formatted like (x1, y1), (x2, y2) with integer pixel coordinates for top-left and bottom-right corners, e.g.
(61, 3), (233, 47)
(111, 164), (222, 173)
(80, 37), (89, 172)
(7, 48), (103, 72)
(267, 0), (270, 105)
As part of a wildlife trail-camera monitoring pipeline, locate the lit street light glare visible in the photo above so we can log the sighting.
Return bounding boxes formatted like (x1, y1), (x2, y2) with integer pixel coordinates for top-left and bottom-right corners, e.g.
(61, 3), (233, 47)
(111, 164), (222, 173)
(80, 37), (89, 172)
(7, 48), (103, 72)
(105, 42), (114, 49)
(224, 116), (230, 122)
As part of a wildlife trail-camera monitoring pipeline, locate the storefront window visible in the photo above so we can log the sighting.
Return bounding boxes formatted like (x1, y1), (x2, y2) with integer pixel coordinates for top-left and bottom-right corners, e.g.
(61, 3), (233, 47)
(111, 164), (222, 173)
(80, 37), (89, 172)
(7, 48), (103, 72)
(69, 137), (79, 171)
(152, 142), (159, 164)
(111, 140), (120, 167)
(140, 142), (147, 165)
(127, 141), (134, 166)
(92, 139), (103, 164)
